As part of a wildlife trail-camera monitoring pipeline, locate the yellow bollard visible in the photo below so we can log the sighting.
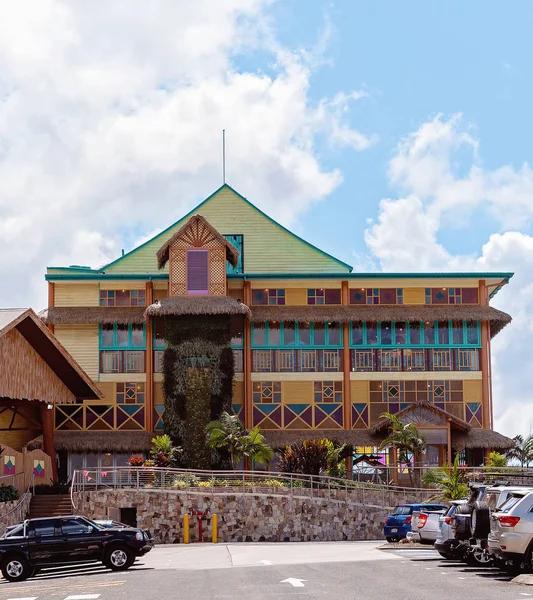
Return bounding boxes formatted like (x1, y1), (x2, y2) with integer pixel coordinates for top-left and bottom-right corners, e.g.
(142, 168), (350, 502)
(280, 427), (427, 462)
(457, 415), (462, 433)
(212, 513), (217, 544)
(183, 514), (189, 544)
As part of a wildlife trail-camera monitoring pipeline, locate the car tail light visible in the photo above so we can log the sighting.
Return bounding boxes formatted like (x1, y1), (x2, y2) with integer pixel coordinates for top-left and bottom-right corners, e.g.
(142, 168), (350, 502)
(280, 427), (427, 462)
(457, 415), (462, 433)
(418, 514), (428, 529)
(498, 516), (520, 528)
(405, 516), (412, 525)
(444, 517), (453, 525)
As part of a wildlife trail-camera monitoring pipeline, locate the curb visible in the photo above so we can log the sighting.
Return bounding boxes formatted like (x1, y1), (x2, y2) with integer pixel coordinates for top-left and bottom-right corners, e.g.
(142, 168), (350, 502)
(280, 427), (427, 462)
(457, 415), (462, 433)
(512, 574), (533, 586)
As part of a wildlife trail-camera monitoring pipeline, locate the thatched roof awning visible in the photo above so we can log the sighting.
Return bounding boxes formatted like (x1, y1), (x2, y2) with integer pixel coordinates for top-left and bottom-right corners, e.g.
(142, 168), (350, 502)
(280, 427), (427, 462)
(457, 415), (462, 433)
(261, 429), (382, 448)
(145, 296), (251, 318)
(157, 214), (240, 269)
(251, 305), (512, 337)
(370, 400), (471, 434)
(41, 307), (146, 325)
(452, 429), (515, 450)
(27, 431), (154, 453)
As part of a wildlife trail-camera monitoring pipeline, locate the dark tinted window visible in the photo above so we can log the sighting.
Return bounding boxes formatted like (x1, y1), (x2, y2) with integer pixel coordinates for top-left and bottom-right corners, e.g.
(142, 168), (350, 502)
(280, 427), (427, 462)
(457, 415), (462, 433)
(499, 495), (524, 513)
(32, 520), (57, 538)
(61, 519), (91, 535)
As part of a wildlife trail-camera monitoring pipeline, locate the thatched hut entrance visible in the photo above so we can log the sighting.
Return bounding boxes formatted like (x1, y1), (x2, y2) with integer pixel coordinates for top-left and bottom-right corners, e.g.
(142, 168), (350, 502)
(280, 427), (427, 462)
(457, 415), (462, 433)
(0, 309), (101, 483)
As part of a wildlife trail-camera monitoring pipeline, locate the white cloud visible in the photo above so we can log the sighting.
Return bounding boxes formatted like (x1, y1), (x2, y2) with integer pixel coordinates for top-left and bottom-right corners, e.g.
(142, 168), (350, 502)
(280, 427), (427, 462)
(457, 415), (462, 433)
(364, 114), (533, 438)
(0, 0), (373, 308)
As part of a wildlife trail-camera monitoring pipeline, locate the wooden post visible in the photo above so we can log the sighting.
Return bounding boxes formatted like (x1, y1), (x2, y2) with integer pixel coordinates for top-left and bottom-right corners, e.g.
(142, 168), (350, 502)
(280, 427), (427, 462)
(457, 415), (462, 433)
(40, 403), (58, 480)
(145, 281), (154, 432)
(479, 281), (491, 432)
(341, 281), (351, 432)
(47, 282), (55, 333)
(243, 281), (253, 430)
(447, 419), (452, 464)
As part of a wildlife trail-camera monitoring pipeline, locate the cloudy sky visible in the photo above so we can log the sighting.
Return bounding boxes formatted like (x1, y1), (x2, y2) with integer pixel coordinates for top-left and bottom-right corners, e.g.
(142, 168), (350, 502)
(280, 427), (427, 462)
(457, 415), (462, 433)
(1, 0), (532, 437)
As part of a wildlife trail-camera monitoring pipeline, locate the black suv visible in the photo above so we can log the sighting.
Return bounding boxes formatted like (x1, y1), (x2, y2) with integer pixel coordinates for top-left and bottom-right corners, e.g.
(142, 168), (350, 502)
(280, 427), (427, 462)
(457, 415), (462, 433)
(0, 515), (153, 582)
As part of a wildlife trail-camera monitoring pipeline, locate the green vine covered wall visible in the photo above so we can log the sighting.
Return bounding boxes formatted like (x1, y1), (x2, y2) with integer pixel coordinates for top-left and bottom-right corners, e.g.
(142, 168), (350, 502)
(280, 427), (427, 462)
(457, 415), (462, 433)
(162, 315), (234, 468)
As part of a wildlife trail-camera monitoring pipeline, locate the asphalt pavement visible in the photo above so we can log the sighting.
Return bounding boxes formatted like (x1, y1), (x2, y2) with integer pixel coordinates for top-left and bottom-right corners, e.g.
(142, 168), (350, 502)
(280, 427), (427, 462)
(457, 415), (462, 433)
(0, 542), (530, 600)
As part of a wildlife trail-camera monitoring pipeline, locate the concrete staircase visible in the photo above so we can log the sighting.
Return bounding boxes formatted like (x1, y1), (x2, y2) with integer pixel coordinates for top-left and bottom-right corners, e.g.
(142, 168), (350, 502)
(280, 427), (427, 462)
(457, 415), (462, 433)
(29, 494), (72, 519)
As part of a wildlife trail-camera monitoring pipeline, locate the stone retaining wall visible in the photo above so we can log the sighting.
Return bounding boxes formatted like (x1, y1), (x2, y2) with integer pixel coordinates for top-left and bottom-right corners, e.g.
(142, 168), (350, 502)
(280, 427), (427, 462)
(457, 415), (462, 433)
(0, 494), (31, 531)
(76, 489), (393, 543)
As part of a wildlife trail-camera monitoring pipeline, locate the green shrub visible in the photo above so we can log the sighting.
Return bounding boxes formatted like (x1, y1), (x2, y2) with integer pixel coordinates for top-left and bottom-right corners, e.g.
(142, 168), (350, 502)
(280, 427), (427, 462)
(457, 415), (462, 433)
(0, 485), (20, 503)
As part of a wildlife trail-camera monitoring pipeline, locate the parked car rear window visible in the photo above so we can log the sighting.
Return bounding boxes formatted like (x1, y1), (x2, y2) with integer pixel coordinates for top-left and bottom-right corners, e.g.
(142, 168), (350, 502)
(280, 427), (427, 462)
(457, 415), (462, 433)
(498, 495), (524, 513)
(392, 506), (412, 515)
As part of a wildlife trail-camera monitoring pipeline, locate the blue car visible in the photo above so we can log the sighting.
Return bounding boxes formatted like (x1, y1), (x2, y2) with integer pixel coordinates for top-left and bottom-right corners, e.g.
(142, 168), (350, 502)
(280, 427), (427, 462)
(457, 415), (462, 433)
(384, 503), (447, 542)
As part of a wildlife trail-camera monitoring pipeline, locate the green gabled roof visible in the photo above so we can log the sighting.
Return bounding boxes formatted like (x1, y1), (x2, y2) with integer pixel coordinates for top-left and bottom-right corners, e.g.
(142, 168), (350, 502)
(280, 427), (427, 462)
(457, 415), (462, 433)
(98, 184), (353, 274)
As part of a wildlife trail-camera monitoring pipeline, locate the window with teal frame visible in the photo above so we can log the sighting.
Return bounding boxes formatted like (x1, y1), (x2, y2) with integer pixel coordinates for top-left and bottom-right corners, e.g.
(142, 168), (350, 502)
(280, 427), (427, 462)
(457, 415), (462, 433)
(349, 320), (481, 347)
(224, 234), (243, 275)
(252, 321), (342, 348)
(99, 323), (146, 349)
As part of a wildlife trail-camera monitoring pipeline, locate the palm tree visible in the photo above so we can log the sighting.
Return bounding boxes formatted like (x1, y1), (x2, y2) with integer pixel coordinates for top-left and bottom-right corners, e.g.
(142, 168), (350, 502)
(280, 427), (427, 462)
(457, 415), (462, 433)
(422, 454), (469, 500)
(206, 411), (273, 468)
(506, 434), (533, 468)
(378, 412), (426, 487)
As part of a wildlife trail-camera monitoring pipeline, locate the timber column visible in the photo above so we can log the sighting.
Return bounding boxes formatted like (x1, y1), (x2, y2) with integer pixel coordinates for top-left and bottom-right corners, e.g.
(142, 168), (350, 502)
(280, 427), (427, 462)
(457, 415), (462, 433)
(341, 281), (353, 478)
(145, 281), (154, 432)
(243, 281), (253, 430)
(479, 280), (492, 462)
(40, 403), (58, 480)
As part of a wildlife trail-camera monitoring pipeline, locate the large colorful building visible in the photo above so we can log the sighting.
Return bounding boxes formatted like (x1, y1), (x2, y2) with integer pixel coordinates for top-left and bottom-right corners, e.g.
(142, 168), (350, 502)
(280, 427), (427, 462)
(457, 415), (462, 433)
(40, 184), (514, 477)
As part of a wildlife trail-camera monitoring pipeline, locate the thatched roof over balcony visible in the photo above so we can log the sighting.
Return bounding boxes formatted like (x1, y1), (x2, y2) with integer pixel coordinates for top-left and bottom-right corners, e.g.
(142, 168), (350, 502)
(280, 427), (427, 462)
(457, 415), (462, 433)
(251, 304), (511, 337)
(452, 429), (515, 450)
(40, 307), (146, 325)
(145, 295), (250, 318)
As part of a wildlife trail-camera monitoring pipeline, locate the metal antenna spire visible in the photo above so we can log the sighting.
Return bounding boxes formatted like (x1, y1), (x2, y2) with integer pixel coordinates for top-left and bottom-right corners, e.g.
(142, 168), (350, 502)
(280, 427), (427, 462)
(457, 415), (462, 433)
(222, 129), (226, 184)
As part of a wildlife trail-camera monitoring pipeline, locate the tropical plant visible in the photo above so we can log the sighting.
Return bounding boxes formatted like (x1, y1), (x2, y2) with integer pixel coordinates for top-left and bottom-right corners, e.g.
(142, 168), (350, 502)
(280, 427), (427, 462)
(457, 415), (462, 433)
(128, 454), (145, 467)
(378, 412), (426, 487)
(206, 411), (273, 468)
(150, 434), (182, 468)
(506, 434), (533, 468)
(276, 439), (350, 477)
(422, 454), (469, 500)
(486, 451), (508, 467)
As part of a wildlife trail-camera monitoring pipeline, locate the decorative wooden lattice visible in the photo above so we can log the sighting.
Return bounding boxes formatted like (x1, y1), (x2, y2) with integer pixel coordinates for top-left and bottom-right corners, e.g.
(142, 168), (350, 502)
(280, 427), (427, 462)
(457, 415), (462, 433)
(168, 218), (227, 296)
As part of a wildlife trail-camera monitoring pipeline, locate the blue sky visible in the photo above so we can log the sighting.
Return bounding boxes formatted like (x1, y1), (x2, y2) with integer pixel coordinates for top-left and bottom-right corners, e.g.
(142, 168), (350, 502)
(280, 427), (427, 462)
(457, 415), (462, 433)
(249, 1), (533, 265)
(1, 0), (532, 437)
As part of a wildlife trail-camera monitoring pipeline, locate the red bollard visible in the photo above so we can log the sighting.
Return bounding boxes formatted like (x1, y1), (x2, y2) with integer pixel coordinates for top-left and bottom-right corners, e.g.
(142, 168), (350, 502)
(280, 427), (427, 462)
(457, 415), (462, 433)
(198, 515), (203, 542)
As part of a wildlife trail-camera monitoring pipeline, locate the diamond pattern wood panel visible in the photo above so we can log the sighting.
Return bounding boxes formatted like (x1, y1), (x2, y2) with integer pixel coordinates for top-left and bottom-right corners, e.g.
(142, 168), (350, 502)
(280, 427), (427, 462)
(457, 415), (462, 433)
(168, 217), (227, 296)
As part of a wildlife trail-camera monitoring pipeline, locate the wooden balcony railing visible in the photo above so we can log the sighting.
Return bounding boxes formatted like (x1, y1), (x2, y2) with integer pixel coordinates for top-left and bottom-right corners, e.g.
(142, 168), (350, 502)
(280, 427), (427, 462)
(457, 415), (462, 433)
(100, 350), (145, 374)
(350, 348), (480, 372)
(252, 349), (343, 372)
(55, 403), (145, 431)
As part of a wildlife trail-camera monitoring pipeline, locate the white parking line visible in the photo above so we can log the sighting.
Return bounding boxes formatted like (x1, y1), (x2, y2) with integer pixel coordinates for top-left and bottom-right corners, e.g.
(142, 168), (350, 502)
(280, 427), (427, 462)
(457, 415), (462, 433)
(6, 597), (38, 600)
(64, 595), (101, 600)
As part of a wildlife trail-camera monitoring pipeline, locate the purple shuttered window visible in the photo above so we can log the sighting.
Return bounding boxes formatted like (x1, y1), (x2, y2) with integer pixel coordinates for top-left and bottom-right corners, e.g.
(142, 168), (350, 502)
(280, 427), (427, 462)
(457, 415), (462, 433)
(186, 250), (209, 294)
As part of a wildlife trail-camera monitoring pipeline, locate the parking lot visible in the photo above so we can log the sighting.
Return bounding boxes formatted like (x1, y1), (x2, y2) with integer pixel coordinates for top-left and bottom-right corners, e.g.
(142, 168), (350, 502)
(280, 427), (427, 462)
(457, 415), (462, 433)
(0, 543), (530, 600)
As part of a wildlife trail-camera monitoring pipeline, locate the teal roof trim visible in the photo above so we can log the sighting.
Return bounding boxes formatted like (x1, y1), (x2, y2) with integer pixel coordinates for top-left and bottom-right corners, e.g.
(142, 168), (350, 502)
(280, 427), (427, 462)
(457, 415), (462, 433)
(46, 274), (169, 281)
(47, 266), (100, 273)
(99, 184), (353, 273)
(45, 271), (514, 283)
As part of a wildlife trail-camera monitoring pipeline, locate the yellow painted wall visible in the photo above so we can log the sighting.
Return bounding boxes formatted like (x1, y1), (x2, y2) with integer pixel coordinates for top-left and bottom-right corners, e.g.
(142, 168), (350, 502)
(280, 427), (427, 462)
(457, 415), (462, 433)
(54, 325), (99, 380)
(402, 288), (425, 304)
(104, 187), (350, 274)
(463, 380), (483, 402)
(99, 281), (146, 290)
(285, 289), (308, 305)
(54, 284), (99, 307)
(281, 381), (313, 403)
(153, 288), (168, 302)
(154, 382), (164, 405)
(232, 381), (244, 405)
(350, 380), (369, 403)
(91, 382), (115, 403)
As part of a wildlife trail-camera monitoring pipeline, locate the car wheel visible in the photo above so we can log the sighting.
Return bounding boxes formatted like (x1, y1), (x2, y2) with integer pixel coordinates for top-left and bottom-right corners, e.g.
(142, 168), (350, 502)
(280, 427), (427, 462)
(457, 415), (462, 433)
(105, 546), (134, 571)
(1, 556), (32, 582)
(466, 547), (493, 567)
(470, 501), (491, 539)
